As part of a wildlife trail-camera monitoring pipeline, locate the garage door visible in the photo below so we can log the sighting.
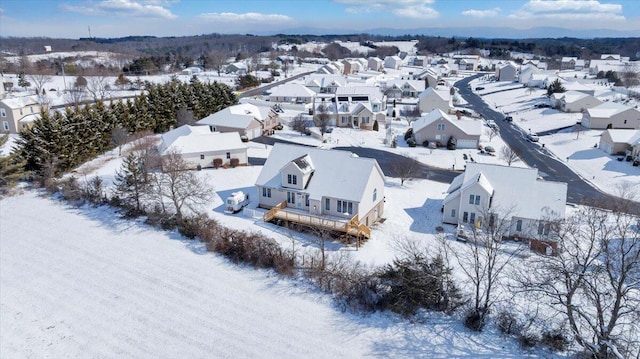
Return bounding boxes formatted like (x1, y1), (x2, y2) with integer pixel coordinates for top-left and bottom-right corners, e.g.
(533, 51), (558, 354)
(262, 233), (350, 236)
(247, 127), (262, 139)
(598, 141), (612, 154)
(456, 139), (478, 149)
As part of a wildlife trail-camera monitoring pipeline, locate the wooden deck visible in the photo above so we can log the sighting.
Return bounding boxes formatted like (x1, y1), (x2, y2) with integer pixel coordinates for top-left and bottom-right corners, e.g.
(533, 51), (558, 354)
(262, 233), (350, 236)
(264, 201), (371, 239)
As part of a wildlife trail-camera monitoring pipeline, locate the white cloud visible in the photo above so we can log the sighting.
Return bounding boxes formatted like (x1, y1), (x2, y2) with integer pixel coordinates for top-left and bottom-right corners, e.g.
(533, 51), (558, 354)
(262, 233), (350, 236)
(461, 7), (501, 18)
(199, 12), (294, 24)
(393, 4), (439, 19)
(508, 0), (625, 22)
(62, 0), (177, 19)
(334, 0), (438, 19)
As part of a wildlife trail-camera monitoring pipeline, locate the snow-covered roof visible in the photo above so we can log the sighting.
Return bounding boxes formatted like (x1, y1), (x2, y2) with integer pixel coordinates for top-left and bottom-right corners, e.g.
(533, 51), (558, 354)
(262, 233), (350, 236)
(256, 143), (384, 203)
(18, 114), (39, 123)
(269, 83), (316, 98)
(444, 163), (567, 220)
(587, 102), (635, 118)
(604, 129), (640, 144)
(159, 125), (246, 156)
(561, 90), (591, 103)
(197, 103), (272, 128)
(1, 96), (39, 109)
(412, 109), (482, 136)
(418, 87), (450, 102)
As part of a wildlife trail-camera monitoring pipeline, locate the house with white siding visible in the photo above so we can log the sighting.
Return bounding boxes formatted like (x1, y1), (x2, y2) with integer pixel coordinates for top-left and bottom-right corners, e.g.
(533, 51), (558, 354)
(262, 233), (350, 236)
(582, 102), (640, 129)
(417, 87), (451, 113)
(196, 103), (279, 139)
(257, 143), (385, 239)
(411, 109), (481, 148)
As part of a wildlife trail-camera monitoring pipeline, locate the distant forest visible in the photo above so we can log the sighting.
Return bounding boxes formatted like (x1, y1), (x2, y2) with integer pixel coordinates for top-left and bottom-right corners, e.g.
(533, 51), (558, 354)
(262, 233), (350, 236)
(1, 33), (638, 76)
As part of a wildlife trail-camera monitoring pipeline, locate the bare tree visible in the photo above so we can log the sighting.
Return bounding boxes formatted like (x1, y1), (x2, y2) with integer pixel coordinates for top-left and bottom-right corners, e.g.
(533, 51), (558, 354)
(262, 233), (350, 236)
(520, 205), (640, 358)
(526, 86), (536, 96)
(157, 150), (214, 219)
(291, 114), (311, 134)
(391, 153), (420, 186)
(176, 107), (196, 127)
(445, 206), (524, 331)
(621, 64), (639, 89)
(485, 127), (499, 142)
(111, 126), (129, 156)
(401, 106), (421, 126)
(207, 51), (228, 77)
(65, 87), (87, 106)
(573, 123), (585, 140)
(87, 75), (111, 101)
(501, 146), (521, 166)
(29, 73), (51, 95)
(313, 103), (332, 137)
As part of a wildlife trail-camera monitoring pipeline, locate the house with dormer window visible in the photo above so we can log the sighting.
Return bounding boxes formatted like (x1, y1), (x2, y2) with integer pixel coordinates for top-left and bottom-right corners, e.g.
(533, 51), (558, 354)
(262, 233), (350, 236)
(442, 163), (567, 252)
(257, 143), (385, 239)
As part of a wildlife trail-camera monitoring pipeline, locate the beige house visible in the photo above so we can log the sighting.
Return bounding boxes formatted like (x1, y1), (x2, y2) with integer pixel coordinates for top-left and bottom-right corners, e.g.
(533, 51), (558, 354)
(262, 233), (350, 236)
(495, 62), (517, 82)
(582, 102), (640, 129)
(0, 96), (42, 134)
(417, 87), (451, 114)
(411, 109), (482, 148)
(158, 125), (248, 169)
(552, 91), (602, 113)
(598, 129), (640, 155)
(197, 103), (279, 139)
(257, 143), (385, 239)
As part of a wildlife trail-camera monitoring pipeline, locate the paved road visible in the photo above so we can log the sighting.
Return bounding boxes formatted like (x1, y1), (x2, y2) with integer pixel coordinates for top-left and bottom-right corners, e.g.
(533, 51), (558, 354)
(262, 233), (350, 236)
(250, 136), (460, 183)
(238, 71), (314, 98)
(455, 75), (639, 211)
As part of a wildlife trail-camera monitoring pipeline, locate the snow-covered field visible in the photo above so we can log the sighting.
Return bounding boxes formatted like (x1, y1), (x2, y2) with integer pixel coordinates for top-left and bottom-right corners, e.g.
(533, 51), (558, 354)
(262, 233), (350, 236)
(1, 181), (544, 358)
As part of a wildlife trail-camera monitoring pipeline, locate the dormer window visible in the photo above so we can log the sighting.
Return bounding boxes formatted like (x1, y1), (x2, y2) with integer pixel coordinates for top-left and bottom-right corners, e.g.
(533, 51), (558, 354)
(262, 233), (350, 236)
(287, 174), (297, 185)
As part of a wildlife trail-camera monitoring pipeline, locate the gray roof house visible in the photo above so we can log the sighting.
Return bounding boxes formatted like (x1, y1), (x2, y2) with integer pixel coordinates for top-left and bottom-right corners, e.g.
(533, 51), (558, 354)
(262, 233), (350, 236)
(411, 109), (482, 148)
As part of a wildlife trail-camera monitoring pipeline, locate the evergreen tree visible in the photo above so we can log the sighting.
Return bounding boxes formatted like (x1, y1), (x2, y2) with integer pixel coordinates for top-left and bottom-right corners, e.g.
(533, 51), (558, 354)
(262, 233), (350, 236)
(17, 72), (30, 89)
(113, 153), (147, 213)
(0, 135), (28, 195)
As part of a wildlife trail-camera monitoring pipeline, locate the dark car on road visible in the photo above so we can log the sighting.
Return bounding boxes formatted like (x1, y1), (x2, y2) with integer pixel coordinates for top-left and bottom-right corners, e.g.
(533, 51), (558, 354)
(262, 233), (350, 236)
(504, 115), (513, 122)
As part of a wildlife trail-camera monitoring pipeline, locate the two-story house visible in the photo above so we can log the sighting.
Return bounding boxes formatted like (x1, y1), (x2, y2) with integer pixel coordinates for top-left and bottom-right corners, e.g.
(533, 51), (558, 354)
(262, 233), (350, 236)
(417, 87), (451, 114)
(411, 109), (482, 148)
(442, 163), (567, 253)
(257, 143), (385, 239)
(0, 96), (42, 133)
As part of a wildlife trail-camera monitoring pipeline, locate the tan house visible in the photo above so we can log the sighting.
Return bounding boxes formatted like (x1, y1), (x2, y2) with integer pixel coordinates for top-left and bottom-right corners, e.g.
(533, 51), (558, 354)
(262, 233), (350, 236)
(257, 143), (385, 239)
(582, 102), (640, 130)
(158, 125), (248, 169)
(495, 62), (517, 82)
(552, 91), (602, 113)
(412, 109), (482, 148)
(0, 96), (42, 133)
(598, 129), (640, 155)
(417, 87), (451, 114)
(197, 103), (279, 139)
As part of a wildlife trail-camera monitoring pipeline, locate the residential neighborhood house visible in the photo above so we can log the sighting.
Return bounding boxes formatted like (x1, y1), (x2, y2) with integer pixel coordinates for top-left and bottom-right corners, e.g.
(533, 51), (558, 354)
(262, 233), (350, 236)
(257, 143), (385, 239)
(158, 125), (248, 169)
(581, 102), (640, 130)
(196, 103), (280, 140)
(598, 129), (640, 159)
(411, 109), (482, 148)
(417, 87), (451, 114)
(0, 96), (42, 134)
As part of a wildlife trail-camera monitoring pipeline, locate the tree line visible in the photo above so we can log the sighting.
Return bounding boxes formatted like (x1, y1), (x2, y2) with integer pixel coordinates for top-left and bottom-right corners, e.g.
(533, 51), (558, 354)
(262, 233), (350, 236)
(14, 80), (236, 179)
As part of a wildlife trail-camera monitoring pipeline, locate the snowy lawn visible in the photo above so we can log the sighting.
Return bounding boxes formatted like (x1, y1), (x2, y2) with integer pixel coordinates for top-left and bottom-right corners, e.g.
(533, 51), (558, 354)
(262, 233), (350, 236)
(0, 191), (549, 358)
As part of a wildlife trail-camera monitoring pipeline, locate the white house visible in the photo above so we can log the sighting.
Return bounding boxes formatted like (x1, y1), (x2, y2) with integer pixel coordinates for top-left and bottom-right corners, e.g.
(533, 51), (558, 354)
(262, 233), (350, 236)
(384, 79), (425, 99)
(412, 109), (482, 148)
(442, 163), (567, 252)
(305, 74), (346, 94)
(417, 87), (451, 113)
(598, 129), (640, 155)
(158, 125), (248, 169)
(582, 102), (640, 130)
(268, 83), (316, 104)
(197, 103), (279, 139)
(384, 56), (403, 69)
(495, 62), (517, 82)
(257, 143), (385, 239)
(367, 57), (384, 72)
(552, 91), (602, 113)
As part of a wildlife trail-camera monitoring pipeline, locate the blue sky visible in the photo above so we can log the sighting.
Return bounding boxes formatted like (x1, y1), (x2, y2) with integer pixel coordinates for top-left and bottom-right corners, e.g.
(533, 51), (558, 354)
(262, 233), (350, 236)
(1, 0), (638, 38)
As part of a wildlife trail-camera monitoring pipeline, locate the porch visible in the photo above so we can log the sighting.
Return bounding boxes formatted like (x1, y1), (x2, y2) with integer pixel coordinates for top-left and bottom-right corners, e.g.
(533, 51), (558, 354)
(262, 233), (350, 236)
(263, 201), (371, 239)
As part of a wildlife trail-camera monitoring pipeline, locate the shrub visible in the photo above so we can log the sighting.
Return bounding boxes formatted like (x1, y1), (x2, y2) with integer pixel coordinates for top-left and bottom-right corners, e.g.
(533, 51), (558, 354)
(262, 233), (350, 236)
(403, 128), (413, 141)
(213, 158), (223, 169)
(422, 140), (430, 147)
(464, 308), (486, 331)
(541, 328), (569, 351)
(446, 136), (457, 150)
(391, 138), (397, 148)
(372, 120), (379, 131)
(407, 139), (416, 147)
(496, 310), (521, 335)
(518, 330), (539, 348)
(230, 158), (239, 168)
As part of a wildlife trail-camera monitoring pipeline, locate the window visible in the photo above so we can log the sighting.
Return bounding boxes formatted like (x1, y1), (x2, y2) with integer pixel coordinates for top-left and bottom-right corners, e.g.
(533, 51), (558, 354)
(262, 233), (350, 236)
(373, 188), (377, 202)
(293, 175), (297, 185)
(538, 222), (550, 235)
(437, 123), (445, 131)
(2, 121), (8, 131)
(475, 195), (480, 205)
(469, 212), (476, 224)
(305, 194), (309, 207)
(469, 195), (474, 204)
(337, 200), (353, 214)
(362, 116), (370, 124)
(347, 202), (353, 215)
(200, 154), (205, 160)
(337, 200), (343, 213)
(262, 187), (271, 198)
(226, 152), (230, 159)
(287, 192), (295, 204)
(451, 209), (456, 218)
(516, 219), (522, 232)
(287, 174), (297, 185)
(325, 198), (330, 211)
(469, 195), (480, 205)
(19, 109), (23, 116)
(463, 212), (469, 223)
(30, 106), (34, 113)
(0, 109), (6, 117)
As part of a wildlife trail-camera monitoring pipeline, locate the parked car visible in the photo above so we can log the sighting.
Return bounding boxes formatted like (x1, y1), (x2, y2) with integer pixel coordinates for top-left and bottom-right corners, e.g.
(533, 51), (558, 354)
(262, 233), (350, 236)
(527, 133), (540, 142)
(534, 103), (550, 108)
(486, 120), (498, 130)
(504, 115), (513, 122)
(325, 127), (333, 133)
(475, 86), (485, 91)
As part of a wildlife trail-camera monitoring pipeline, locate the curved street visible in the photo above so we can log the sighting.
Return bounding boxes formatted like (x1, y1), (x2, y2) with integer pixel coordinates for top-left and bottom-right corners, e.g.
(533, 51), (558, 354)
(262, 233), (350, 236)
(454, 75), (639, 211)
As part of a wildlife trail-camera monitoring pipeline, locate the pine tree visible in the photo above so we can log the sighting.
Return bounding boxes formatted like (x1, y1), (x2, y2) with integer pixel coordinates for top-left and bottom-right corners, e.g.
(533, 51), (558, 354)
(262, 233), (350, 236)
(17, 72), (31, 89)
(113, 153), (147, 213)
(0, 135), (28, 195)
